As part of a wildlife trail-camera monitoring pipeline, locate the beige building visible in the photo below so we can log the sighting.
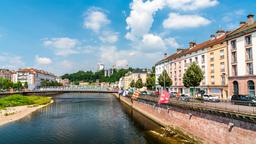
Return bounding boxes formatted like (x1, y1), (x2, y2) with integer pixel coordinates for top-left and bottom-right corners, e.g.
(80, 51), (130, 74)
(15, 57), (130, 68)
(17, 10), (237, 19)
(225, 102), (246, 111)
(206, 31), (229, 99)
(119, 71), (148, 89)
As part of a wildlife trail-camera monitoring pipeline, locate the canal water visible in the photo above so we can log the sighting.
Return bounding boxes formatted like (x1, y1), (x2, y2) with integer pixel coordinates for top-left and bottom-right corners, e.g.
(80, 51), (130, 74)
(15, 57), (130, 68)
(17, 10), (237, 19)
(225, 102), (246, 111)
(0, 93), (193, 144)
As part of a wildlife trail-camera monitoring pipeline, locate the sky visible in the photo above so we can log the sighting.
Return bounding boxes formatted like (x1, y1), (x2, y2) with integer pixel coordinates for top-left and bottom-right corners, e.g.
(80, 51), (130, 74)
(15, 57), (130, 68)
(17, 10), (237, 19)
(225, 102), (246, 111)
(0, 0), (255, 76)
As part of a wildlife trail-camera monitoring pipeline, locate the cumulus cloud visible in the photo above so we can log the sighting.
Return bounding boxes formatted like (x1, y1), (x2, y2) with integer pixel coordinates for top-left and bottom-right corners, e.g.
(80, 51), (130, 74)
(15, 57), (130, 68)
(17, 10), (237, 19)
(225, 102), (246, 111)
(139, 34), (166, 52)
(99, 31), (118, 44)
(35, 55), (52, 65)
(165, 0), (219, 11)
(83, 8), (110, 32)
(43, 37), (80, 56)
(125, 0), (165, 40)
(163, 13), (211, 29)
(164, 37), (180, 48)
(0, 53), (25, 69)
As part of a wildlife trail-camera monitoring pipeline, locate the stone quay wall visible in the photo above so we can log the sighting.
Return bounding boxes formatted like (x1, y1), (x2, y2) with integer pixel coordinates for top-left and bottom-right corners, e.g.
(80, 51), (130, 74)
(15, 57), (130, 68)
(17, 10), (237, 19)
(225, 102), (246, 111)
(116, 95), (256, 144)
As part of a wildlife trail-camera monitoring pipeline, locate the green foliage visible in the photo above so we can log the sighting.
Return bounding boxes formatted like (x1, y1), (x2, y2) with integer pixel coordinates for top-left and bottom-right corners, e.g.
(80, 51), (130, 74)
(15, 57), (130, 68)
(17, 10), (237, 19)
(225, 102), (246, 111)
(135, 78), (143, 89)
(183, 62), (204, 88)
(0, 94), (51, 109)
(40, 80), (62, 87)
(145, 76), (155, 90)
(61, 68), (143, 83)
(158, 70), (172, 87)
(130, 80), (135, 88)
(24, 82), (28, 89)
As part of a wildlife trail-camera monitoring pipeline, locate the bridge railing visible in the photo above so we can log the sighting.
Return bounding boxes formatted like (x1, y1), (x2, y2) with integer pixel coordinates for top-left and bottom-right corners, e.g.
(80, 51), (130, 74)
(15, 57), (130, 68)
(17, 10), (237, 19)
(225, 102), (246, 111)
(35, 86), (112, 92)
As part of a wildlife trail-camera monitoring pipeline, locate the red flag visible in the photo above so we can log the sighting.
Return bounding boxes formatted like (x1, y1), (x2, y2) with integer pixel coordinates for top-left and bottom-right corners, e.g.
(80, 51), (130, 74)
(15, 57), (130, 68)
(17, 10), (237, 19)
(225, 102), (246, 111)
(158, 90), (170, 104)
(132, 90), (140, 99)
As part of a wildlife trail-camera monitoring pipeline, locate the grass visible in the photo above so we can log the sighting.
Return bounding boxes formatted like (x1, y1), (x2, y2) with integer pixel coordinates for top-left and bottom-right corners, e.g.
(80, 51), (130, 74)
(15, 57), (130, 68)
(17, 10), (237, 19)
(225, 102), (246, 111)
(0, 94), (52, 109)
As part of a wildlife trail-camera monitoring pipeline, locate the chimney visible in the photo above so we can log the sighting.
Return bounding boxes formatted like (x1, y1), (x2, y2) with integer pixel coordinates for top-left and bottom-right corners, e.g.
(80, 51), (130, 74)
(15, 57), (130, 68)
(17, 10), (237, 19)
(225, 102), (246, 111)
(164, 53), (167, 58)
(240, 21), (246, 27)
(176, 48), (185, 52)
(247, 14), (254, 25)
(189, 42), (196, 48)
(210, 34), (216, 40)
(216, 30), (225, 38)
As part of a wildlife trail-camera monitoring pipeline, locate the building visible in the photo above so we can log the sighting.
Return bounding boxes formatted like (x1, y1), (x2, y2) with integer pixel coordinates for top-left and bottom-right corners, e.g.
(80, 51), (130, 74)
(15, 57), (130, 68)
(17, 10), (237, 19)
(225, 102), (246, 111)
(155, 31), (228, 98)
(104, 68), (114, 77)
(0, 69), (15, 81)
(97, 63), (105, 71)
(12, 68), (57, 90)
(155, 53), (169, 89)
(119, 70), (148, 89)
(226, 14), (256, 97)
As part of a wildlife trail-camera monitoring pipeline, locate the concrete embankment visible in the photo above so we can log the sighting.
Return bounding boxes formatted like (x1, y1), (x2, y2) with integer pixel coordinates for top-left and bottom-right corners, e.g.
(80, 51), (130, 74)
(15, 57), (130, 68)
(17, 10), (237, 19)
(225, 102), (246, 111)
(0, 100), (54, 126)
(114, 94), (256, 144)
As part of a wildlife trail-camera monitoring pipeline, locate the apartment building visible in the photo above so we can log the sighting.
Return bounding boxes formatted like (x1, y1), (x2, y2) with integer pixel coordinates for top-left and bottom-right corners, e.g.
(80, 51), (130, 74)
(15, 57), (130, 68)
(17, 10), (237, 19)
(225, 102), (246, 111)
(12, 68), (57, 90)
(206, 31), (228, 99)
(227, 14), (256, 97)
(119, 70), (148, 89)
(0, 69), (15, 81)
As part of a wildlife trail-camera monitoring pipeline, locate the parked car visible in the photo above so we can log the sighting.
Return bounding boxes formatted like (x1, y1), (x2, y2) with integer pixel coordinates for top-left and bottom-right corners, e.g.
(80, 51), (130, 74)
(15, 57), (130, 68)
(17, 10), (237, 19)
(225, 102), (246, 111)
(170, 92), (177, 97)
(179, 94), (190, 102)
(231, 95), (256, 106)
(203, 95), (220, 102)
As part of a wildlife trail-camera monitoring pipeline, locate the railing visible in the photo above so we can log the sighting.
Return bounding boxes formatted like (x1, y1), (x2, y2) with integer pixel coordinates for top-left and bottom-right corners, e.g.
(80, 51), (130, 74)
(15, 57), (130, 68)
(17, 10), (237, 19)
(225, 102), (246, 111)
(35, 86), (111, 92)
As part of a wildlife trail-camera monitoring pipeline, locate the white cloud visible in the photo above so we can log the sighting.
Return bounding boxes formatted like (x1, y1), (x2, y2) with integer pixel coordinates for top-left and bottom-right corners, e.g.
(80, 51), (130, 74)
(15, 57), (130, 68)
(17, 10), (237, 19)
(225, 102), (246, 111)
(125, 0), (165, 40)
(166, 0), (219, 11)
(35, 55), (52, 65)
(139, 34), (166, 52)
(164, 37), (180, 48)
(83, 8), (110, 32)
(163, 13), (211, 29)
(115, 59), (128, 68)
(0, 53), (25, 69)
(99, 31), (118, 43)
(43, 37), (80, 56)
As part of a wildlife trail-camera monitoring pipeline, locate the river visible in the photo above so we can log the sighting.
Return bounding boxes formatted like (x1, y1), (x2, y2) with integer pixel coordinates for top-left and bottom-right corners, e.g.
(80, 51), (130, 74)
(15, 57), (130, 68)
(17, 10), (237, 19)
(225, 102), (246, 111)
(0, 93), (192, 144)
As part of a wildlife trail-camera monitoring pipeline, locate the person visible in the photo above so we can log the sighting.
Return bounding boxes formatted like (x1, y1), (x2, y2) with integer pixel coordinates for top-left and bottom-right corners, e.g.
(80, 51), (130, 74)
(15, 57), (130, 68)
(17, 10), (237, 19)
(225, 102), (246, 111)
(118, 88), (123, 96)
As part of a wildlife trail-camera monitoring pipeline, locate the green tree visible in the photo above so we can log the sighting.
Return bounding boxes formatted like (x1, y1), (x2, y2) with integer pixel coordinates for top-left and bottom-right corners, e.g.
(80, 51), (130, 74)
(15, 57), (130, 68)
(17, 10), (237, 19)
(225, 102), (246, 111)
(130, 80), (135, 88)
(145, 76), (155, 90)
(16, 81), (23, 90)
(158, 70), (172, 88)
(183, 62), (204, 96)
(135, 78), (143, 89)
(24, 82), (28, 89)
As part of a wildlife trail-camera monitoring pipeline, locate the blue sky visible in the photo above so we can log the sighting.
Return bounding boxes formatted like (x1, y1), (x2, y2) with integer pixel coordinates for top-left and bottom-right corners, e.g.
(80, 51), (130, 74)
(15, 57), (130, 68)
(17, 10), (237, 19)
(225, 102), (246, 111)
(0, 0), (255, 75)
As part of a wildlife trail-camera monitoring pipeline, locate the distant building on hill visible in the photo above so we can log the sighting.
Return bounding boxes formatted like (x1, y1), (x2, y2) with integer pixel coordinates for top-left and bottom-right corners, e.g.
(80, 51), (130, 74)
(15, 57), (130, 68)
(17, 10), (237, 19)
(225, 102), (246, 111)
(97, 63), (105, 71)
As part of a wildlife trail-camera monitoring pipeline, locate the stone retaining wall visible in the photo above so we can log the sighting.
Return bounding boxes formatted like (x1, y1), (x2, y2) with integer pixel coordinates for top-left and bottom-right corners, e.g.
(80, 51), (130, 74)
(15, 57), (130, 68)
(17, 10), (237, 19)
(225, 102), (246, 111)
(116, 95), (256, 144)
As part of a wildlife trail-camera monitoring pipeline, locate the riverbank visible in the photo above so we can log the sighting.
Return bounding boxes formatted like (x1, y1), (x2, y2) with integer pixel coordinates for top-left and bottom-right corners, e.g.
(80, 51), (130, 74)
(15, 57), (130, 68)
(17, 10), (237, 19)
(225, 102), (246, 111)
(0, 95), (53, 126)
(115, 94), (256, 144)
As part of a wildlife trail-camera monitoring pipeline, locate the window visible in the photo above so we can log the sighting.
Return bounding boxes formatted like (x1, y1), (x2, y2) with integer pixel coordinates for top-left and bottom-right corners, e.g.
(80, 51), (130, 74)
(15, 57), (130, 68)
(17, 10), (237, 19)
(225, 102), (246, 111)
(195, 57), (198, 63)
(202, 65), (205, 74)
(220, 49), (224, 59)
(233, 81), (239, 95)
(246, 48), (253, 61)
(232, 65), (237, 76)
(220, 62), (225, 72)
(231, 40), (236, 50)
(248, 80), (255, 97)
(211, 64), (214, 73)
(210, 52), (214, 62)
(201, 55), (205, 64)
(247, 63), (253, 75)
(211, 76), (215, 85)
(245, 35), (252, 46)
(221, 74), (225, 85)
(189, 58), (192, 63)
(231, 51), (237, 63)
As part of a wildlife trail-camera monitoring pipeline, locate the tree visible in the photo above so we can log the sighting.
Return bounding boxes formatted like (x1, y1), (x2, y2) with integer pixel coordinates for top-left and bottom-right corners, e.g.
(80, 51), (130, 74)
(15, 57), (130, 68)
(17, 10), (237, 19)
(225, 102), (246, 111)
(145, 76), (155, 90)
(183, 62), (204, 96)
(135, 78), (143, 89)
(158, 70), (172, 88)
(130, 80), (135, 88)
(24, 82), (28, 89)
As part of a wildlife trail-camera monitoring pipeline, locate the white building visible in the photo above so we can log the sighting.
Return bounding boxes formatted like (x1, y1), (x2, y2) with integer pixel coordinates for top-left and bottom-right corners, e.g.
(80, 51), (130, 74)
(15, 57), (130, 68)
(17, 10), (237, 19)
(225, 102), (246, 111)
(12, 68), (57, 90)
(97, 63), (105, 71)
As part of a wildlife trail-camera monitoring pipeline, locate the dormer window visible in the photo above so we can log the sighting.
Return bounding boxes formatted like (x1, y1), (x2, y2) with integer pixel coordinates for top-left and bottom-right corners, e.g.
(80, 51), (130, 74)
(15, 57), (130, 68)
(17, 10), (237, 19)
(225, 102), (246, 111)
(245, 35), (252, 46)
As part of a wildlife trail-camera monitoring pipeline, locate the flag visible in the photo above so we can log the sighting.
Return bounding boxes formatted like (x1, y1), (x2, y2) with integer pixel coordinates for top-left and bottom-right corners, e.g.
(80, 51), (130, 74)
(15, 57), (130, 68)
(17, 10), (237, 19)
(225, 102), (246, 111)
(158, 90), (170, 104)
(132, 90), (140, 99)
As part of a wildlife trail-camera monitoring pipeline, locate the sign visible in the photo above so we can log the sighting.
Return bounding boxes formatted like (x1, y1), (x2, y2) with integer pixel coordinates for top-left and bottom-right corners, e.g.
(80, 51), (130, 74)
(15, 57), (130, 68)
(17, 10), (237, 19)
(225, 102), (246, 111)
(158, 90), (170, 104)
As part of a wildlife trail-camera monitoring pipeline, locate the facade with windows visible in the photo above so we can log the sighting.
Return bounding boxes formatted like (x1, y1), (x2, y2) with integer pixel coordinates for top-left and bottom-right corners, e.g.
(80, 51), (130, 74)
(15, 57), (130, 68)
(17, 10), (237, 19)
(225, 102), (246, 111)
(227, 14), (256, 97)
(206, 31), (229, 99)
